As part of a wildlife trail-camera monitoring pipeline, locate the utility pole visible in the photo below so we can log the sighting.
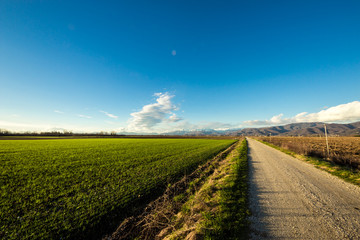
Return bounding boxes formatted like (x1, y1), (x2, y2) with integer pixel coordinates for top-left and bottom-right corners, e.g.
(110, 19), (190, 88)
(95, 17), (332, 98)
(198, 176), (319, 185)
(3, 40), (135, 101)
(324, 123), (330, 159)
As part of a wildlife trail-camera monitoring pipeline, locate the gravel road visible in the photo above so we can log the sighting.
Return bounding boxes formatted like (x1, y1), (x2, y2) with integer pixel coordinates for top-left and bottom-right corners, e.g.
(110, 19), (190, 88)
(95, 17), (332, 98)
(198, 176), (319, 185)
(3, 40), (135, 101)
(247, 138), (360, 239)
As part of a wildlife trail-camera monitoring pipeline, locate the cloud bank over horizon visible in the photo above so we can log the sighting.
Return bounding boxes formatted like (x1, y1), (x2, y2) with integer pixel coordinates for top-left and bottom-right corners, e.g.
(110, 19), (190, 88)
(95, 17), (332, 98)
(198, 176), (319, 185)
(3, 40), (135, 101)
(244, 101), (360, 127)
(1, 95), (360, 133)
(121, 95), (360, 133)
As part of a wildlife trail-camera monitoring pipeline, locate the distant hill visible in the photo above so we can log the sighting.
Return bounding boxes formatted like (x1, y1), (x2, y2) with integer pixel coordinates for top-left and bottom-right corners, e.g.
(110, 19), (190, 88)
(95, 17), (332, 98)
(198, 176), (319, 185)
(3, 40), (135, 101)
(164, 121), (360, 136)
(233, 121), (360, 136)
(163, 129), (224, 136)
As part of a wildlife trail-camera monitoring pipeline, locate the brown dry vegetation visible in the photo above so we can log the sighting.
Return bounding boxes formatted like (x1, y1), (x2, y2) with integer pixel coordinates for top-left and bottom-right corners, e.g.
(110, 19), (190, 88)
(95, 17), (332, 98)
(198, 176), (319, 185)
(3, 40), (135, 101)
(256, 137), (360, 169)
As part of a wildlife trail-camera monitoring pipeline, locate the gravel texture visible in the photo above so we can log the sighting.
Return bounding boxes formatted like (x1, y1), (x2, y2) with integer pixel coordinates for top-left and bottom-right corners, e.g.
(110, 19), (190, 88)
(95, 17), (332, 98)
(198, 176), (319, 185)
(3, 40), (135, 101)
(247, 138), (360, 240)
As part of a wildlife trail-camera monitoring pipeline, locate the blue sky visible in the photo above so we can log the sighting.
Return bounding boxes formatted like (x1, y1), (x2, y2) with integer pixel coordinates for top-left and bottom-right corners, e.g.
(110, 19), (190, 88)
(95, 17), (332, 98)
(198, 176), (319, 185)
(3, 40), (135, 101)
(1, 0), (360, 133)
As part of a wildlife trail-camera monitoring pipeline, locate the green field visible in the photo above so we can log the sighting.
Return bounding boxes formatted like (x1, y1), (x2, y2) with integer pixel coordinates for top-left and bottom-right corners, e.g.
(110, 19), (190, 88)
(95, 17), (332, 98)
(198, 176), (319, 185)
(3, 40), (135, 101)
(0, 138), (235, 239)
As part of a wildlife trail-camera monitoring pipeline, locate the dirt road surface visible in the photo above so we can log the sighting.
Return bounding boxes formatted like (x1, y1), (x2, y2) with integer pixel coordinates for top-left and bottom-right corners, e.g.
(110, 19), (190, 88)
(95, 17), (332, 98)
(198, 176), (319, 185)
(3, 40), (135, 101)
(248, 138), (360, 239)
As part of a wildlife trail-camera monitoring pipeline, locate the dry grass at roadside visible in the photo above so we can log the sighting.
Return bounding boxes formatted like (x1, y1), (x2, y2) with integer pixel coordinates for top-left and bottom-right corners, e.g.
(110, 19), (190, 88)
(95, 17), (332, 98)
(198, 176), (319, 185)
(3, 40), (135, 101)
(256, 136), (360, 169)
(256, 139), (360, 187)
(160, 139), (249, 240)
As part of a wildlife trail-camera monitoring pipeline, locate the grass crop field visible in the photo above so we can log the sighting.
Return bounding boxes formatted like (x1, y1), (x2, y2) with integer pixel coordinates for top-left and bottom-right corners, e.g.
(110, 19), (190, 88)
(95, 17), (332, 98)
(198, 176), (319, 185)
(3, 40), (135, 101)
(256, 136), (360, 169)
(0, 138), (235, 240)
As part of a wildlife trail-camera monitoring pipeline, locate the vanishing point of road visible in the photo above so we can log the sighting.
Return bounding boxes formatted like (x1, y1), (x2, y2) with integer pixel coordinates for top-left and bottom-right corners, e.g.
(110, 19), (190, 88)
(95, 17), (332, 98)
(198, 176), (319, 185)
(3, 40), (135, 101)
(247, 138), (360, 239)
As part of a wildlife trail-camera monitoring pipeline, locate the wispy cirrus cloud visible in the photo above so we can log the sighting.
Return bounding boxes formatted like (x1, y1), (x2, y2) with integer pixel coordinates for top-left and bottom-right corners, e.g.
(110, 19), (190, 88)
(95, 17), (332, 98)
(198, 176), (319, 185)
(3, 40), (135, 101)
(100, 110), (118, 119)
(244, 101), (360, 126)
(54, 110), (64, 114)
(77, 114), (92, 119)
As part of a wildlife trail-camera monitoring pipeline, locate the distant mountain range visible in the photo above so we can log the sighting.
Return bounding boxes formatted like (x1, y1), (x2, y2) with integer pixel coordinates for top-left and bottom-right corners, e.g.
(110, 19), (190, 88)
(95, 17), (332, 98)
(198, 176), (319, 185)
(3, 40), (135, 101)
(164, 121), (360, 136)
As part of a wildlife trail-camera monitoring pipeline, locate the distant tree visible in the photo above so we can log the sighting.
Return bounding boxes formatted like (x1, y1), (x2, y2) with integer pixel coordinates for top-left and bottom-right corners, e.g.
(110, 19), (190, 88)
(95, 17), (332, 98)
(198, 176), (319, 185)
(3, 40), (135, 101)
(0, 129), (11, 136)
(64, 130), (73, 136)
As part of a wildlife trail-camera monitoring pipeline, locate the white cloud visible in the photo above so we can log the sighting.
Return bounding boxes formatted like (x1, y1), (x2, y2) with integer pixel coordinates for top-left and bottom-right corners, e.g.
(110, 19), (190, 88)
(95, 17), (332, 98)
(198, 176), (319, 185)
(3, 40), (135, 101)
(126, 92), (182, 132)
(54, 110), (64, 114)
(244, 101), (360, 126)
(77, 114), (92, 119)
(168, 113), (182, 123)
(100, 110), (118, 119)
(123, 92), (242, 133)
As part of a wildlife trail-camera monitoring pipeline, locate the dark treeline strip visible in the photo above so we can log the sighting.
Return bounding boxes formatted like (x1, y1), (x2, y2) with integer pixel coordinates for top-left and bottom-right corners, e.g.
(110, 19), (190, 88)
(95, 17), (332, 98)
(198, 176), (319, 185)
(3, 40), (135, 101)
(0, 129), (235, 140)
